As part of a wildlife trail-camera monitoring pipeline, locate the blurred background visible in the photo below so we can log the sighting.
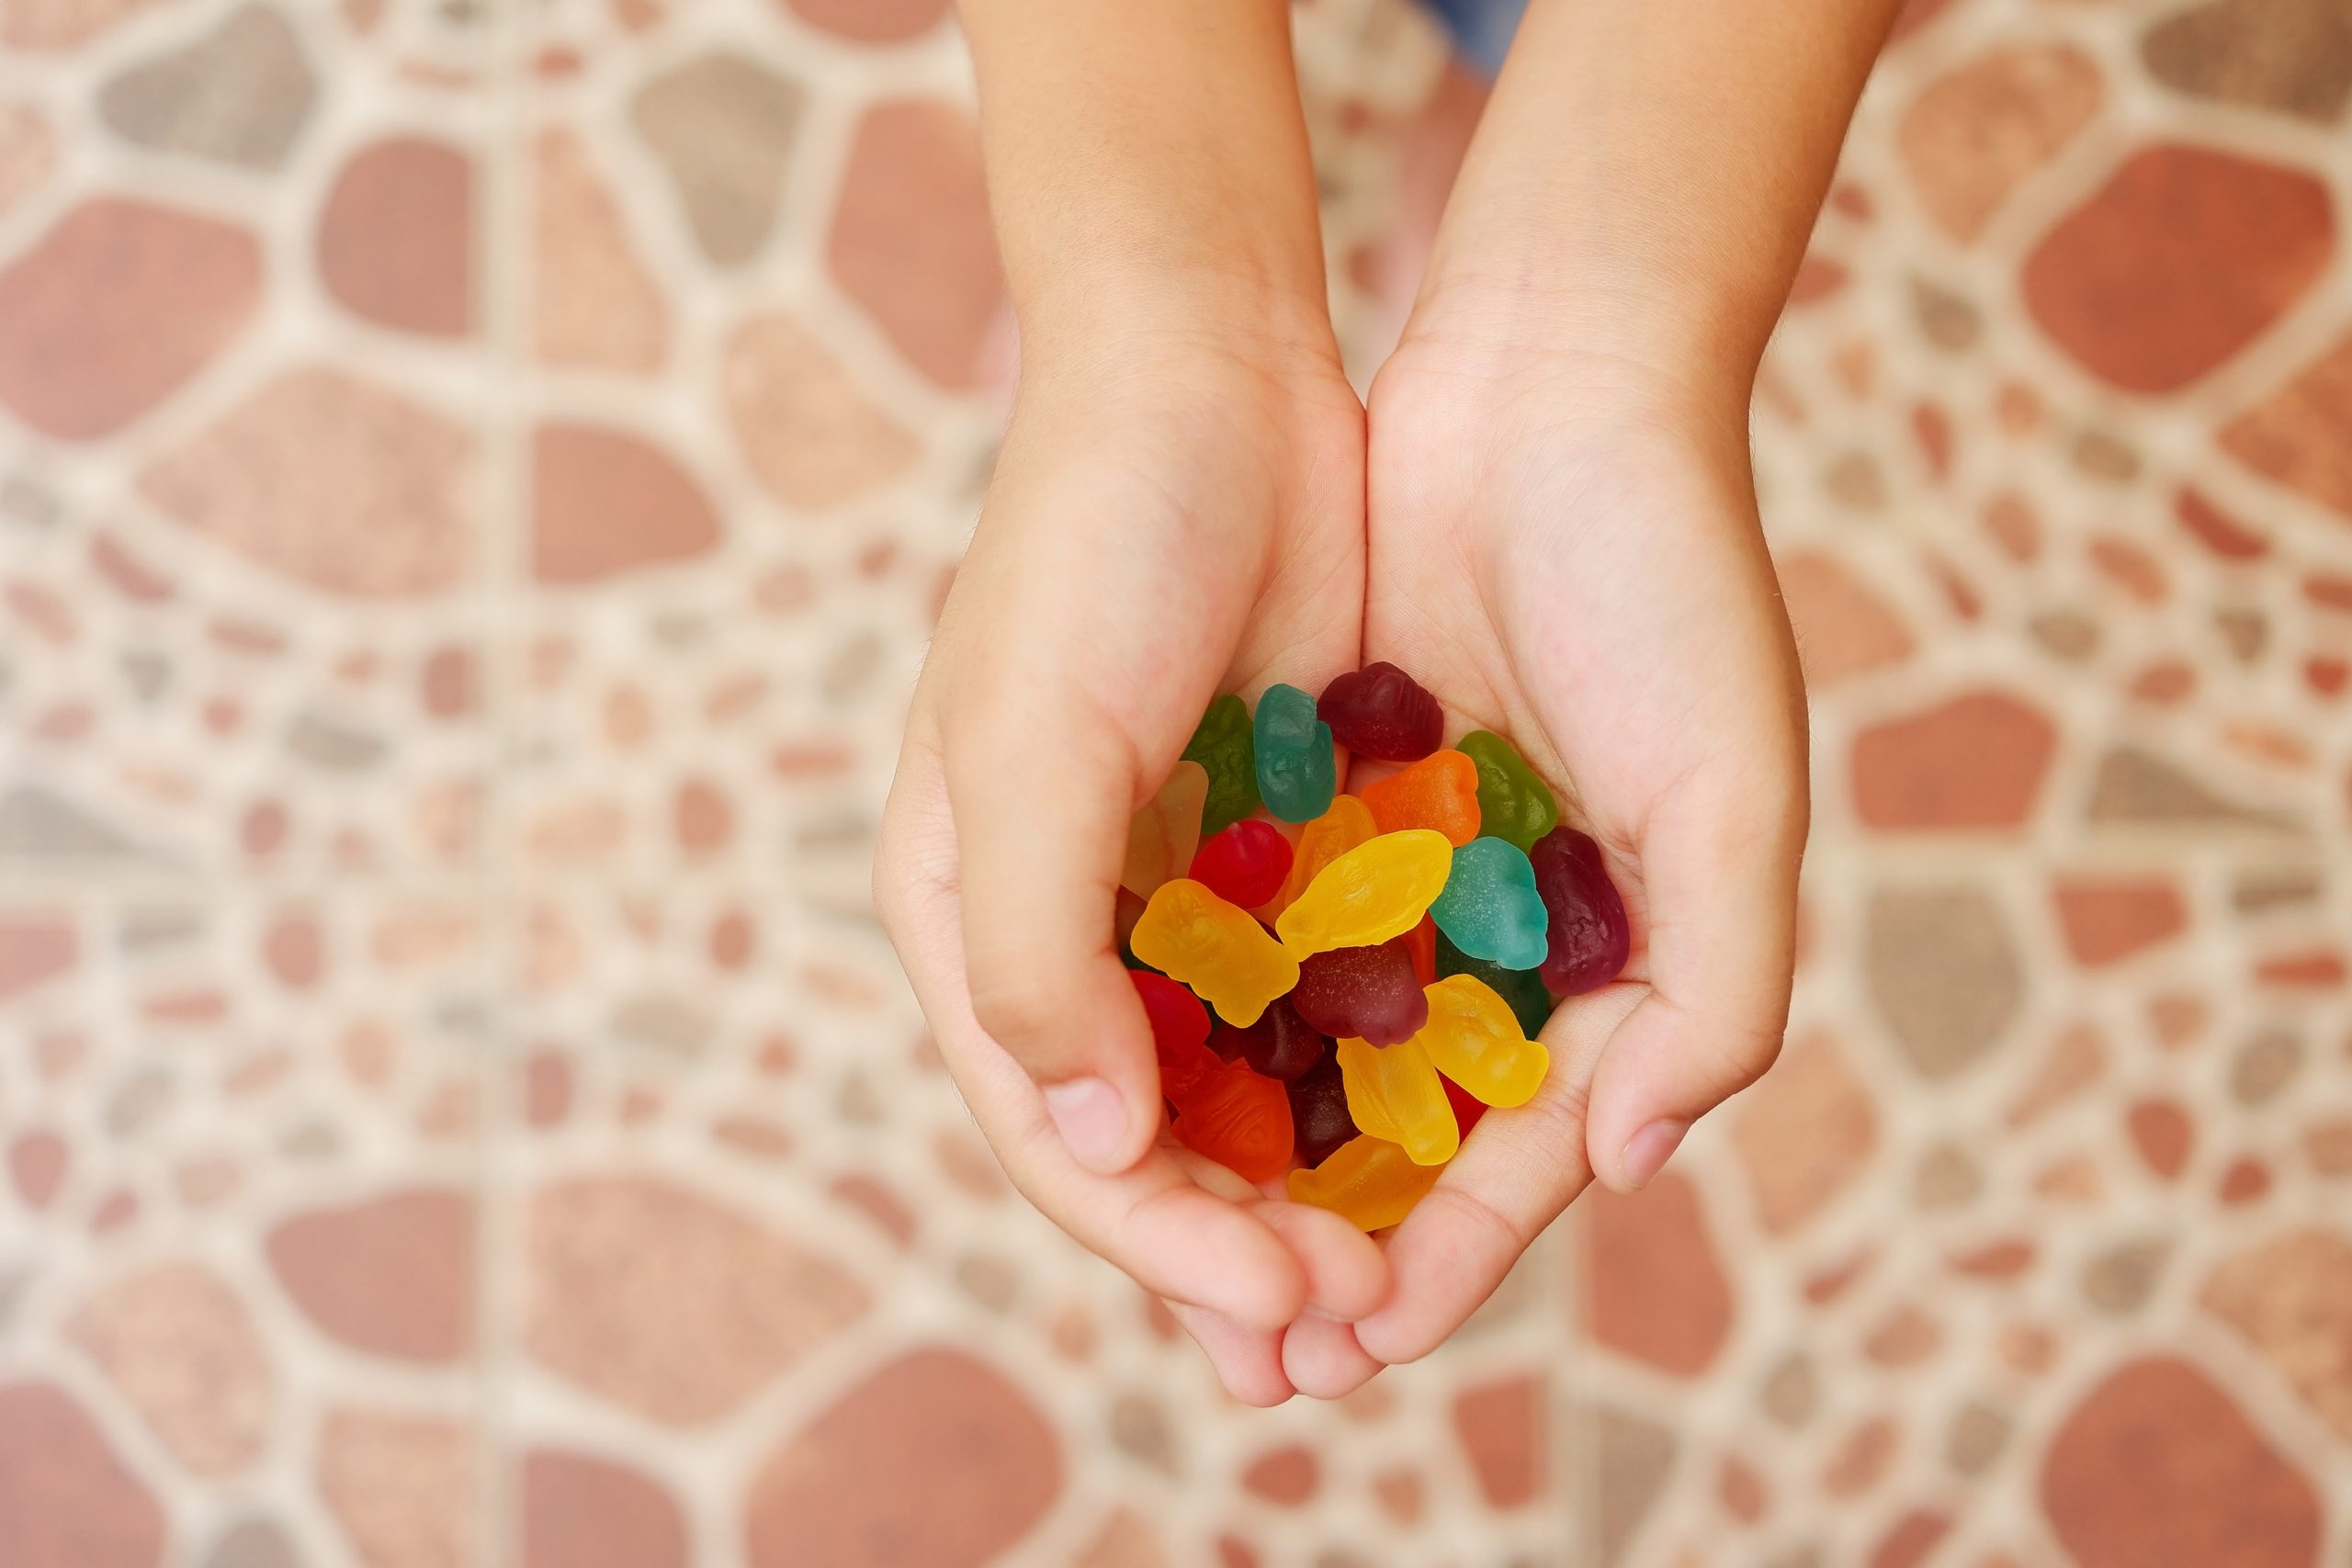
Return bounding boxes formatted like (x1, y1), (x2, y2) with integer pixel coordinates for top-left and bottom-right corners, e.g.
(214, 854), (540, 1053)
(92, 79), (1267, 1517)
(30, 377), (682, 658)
(1, 0), (2348, 1563)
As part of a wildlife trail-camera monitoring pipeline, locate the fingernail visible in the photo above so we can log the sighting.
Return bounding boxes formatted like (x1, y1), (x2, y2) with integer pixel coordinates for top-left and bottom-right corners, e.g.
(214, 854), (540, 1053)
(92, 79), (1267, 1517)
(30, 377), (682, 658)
(1621, 1119), (1688, 1190)
(1045, 1077), (1130, 1172)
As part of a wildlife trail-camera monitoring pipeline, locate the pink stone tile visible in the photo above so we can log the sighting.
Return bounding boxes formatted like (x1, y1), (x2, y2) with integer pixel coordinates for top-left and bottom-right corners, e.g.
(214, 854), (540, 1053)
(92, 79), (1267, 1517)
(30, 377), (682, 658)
(0, 1382), (168, 1566)
(267, 1189), (475, 1363)
(64, 1261), (275, 1478)
(2023, 145), (2333, 393)
(1898, 44), (2102, 243)
(318, 136), (474, 337)
(0, 198), (260, 440)
(530, 423), (719, 584)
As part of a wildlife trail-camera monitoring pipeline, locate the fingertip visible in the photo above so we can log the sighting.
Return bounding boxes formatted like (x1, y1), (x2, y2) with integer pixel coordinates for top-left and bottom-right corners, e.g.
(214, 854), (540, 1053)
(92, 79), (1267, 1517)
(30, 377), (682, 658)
(1122, 1187), (1307, 1329)
(1253, 1201), (1392, 1322)
(1043, 1076), (1155, 1175)
(1171, 1304), (1296, 1407)
(1281, 1312), (1385, 1401)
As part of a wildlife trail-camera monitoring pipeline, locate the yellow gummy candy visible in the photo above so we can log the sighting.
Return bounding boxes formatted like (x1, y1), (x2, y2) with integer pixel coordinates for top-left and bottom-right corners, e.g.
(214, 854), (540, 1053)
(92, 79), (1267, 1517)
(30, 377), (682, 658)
(1120, 761), (1209, 898)
(1269, 794), (1377, 914)
(1288, 1134), (1444, 1232)
(1416, 975), (1550, 1109)
(1337, 1036), (1459, 1166)
(1274, 829), (1452, 958)
(1130, 878), (1299, 1027)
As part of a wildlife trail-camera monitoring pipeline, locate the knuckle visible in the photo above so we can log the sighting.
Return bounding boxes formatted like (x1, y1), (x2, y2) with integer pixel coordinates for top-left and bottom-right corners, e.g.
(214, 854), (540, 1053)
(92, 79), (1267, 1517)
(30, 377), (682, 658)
(965, 969), (1066, 1056)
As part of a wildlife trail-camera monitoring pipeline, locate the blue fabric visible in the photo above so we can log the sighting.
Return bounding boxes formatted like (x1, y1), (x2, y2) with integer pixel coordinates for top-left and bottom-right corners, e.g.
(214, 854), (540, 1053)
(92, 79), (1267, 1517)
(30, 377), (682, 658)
(1421, 0), (1526, 76)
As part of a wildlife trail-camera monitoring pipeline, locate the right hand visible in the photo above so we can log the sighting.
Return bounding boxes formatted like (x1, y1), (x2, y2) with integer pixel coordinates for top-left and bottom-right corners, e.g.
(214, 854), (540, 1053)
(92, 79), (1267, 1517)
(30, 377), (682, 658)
(873, 318), (1389, 1404)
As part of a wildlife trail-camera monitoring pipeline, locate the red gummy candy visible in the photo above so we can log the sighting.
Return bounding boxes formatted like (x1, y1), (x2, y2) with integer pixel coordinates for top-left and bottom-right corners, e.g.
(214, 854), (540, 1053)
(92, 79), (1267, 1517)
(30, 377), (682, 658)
(1529, 826), (1631, 995)
(1401, 915), (1437, 986)
(1215, 996), (1329, 1080)
(1131, 970), (1216, 1099)
(1317, 662), (1444, 761)
(1290, 937), (1429, 1046)
(1442, 1072), (1487, 1135)
(1173, 1062), (1295, 1182)
(1286, 1055), (1356, 1166)
(1188, 818), (1293, 908)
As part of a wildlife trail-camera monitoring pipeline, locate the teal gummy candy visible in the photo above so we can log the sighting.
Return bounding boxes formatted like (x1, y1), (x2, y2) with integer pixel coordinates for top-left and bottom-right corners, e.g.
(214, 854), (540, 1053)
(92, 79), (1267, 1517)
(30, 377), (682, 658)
(1429, 836), (1549, 970)
(1252, 682), (1338, 824)
(1435, 928), (1554, 1038)
(1459, 729), (1559, 852)
(1183, 694), (1261, 836)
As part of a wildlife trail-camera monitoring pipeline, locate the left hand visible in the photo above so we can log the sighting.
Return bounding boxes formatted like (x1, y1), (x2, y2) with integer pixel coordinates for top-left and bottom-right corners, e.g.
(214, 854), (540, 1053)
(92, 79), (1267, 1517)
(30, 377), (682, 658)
(1279, 320), (1811, 1395)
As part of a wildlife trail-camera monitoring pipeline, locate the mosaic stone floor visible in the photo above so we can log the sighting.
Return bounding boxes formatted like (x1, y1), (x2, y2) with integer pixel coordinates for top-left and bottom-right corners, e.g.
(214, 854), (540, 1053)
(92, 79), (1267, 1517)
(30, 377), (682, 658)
(0, 0), (2347, 1563)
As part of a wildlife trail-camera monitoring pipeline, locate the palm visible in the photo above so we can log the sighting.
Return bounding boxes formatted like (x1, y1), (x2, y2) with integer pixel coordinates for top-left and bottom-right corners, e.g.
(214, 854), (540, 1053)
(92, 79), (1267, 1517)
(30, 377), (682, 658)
(1318, 361), (1808, 1367)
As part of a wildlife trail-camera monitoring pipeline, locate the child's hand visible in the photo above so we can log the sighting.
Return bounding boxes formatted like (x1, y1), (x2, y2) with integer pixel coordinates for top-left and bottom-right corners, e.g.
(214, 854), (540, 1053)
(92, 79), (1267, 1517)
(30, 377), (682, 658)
(1276, 333), (1809, 1393)
(874, 327), (1389, 1404)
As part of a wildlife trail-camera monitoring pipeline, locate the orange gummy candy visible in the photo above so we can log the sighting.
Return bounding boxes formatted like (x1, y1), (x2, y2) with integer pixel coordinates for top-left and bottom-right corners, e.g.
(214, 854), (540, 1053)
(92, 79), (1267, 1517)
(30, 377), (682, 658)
(1361, 750), (1480, 846)
(1287, 1134), (1443, 1231)
(1173, 1061), (1294, 1183)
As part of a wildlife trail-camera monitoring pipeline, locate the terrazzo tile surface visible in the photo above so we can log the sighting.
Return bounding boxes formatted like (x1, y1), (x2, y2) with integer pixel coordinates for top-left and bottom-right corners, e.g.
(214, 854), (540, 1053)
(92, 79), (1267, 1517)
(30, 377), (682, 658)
(1, 0), (2348, 1562)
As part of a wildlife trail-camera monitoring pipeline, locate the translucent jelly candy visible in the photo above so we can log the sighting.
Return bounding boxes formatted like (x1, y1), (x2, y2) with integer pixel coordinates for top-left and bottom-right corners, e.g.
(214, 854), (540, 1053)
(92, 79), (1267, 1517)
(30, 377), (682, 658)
(1132, 879), (1299, 1026)
(1528, 826), (1631, 995)
(1252, 682), (1338, 824)
(1275, 795), (1376, 910)
(1171, 1059), (1293, 1182)
(1275, 829), (1453, 958)
(1317, 662), (1443, 761)
(1401, 915), (1437, 986)
(1215, 996), (1328, 1080)
(1457, 730), (1558, 853)
(1442, 1073), (1487, 1135)
(1131, 970), (1215, 1100)
(1120, 761), (1208, 897)
(1188, 819), (1293, 909)
(1286, 1055), (1357, 1166)
(1336, 1036), (1458, 1166)
(1430, 837), (1548, 971)
(1115, 886), (1149, 970)
(1361, 750), (1480, 846)
(1414, 975), (1548, 1110)
(1182, 694), (1261, 836)
(1288, 1134), (1442, 1232)
(1291, 937), (1428, 1046)
(1435, 928), (1553, 1039)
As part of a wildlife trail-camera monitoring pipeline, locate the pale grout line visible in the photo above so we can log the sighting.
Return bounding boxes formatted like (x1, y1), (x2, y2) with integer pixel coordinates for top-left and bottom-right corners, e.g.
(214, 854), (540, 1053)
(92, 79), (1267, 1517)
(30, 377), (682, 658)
(474, 5), (535, 1564)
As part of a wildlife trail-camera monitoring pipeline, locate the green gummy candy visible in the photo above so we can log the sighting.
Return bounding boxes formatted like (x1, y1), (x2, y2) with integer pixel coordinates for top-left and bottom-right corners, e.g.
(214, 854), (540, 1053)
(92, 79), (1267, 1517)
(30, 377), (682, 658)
(1430, 836), (1550, 970)
(1435, 928), (1555, 1039)
(1183, 694), (1261, 836)
(1252, 682), (1338, 824)
(1459, 730), (1559, 852)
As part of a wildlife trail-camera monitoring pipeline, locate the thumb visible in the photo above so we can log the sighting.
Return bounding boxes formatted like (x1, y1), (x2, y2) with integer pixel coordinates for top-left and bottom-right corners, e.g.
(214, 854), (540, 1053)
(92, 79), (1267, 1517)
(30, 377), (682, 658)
(943, 687), (1165, 1175)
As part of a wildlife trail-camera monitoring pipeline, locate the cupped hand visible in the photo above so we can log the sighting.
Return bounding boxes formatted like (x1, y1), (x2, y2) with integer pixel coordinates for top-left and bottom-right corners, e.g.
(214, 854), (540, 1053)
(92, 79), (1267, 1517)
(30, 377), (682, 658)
(1280, 332), (1810, 1392)
(874, 325), (1389, 1404)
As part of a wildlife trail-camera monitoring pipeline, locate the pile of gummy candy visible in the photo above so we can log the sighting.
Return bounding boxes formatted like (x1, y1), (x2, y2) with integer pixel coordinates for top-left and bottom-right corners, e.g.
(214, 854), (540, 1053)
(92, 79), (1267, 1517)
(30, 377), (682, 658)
(1116, 663), (1628, 1231)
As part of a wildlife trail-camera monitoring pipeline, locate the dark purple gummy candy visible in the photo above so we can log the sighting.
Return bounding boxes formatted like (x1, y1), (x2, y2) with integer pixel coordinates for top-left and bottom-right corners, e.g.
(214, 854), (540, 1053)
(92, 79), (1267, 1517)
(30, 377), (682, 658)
(1316, 662), (1444, 762)
(1214, 997), (1329, 1081)
(1290, 938), (1429, 1046)
(1288, 1055), (1357, 1167)
(1528, 826), (1630, 995)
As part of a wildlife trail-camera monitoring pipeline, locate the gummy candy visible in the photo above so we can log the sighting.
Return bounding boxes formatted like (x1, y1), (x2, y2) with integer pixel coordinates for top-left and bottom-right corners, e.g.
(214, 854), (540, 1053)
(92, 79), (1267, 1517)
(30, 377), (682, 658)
(1286, 1055), (1357, 1166)
(1457, 730), (1559, 853)
(1276, 829), (1453, 958)
(1336, 1036), (1459, 1166)
(1288, 1134), (1443, 1231)
(1182, 694), (1261, 836)
(1442, 1073), (1487, 1135)
(1275, 795), (1377, 910)
(1291, 937), (1428, 1046)
(1413, 975), (1548, 1110)
(1131, 970), (1216, 1100)
(1317, 662), (1443, 761)
(1528, 826), (1631, 996)
(1435, 928), (1553, 1039)
(1252, 682), (1338, 824)
(1171, 1059), (1293, 1182)
(1430, 837), (1549, 971)
(1120, 761), (1208, 897)
(1215, 996), (1328, 1080)
(1188, 819), (1293, 909)
(1401, 915), (1437, 986)
(1131, 879), (1299, 1027)
(1361, 750), (1481, 846)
